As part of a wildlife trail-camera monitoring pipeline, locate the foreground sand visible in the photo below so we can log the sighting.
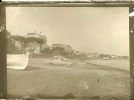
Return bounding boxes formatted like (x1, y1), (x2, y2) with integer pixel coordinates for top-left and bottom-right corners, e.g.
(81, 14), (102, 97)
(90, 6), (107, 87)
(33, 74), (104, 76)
(7, 58), (130, 99)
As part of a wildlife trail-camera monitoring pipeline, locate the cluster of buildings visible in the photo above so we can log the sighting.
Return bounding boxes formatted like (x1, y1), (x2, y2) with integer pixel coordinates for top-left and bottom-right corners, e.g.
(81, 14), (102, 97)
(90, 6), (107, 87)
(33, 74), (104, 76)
(73, 51), (129, 59)
(73, 51), (100, 58)
(8, 31), (129, 59)
(8, 31), (73, 54)
(25, 32), (48, 54)
(7, 31), (47, 54)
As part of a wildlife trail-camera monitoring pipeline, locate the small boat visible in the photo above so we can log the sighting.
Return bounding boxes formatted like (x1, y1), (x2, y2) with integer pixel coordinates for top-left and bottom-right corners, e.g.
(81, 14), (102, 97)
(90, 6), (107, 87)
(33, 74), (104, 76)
(102, 57), (110, 60)
(47, 56), (72, 66)
(7, 54), (29, 70)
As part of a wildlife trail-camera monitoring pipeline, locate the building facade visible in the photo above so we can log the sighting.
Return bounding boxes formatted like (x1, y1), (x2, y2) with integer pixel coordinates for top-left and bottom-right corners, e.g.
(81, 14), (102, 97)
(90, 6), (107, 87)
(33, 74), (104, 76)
(25, 32), (47, 54)
(51, 44), (73, 53)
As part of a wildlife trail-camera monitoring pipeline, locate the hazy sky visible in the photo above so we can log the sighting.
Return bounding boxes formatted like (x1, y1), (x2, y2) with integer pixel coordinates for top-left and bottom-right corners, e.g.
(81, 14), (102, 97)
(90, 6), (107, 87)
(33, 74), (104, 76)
(6, 7), (129, 56)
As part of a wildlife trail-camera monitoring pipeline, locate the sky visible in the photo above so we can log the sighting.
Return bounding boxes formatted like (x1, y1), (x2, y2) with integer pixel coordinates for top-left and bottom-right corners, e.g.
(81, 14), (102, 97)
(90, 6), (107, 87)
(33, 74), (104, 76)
(6, 7), (129, 56)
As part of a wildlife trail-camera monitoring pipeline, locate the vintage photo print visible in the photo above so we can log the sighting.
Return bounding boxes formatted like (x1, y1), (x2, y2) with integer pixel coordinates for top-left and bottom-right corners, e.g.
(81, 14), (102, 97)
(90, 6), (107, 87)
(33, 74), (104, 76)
(0, 1), (133, 99)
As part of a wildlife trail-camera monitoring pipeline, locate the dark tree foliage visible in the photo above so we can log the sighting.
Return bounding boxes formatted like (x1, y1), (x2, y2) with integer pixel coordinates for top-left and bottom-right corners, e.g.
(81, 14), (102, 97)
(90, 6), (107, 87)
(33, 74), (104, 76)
(26, 37), (44, 44)
(7, 35), (45, 53)
(51, 47), (65, 55)
(41, 47), (74, 58)
(41, 47), (65, 55)
(6, 30), (10, 36)
(7, 38), (16, 53)
(10, 35), (44, 44)
(11, 35), (26, 42)
(41, 47), (51, 54)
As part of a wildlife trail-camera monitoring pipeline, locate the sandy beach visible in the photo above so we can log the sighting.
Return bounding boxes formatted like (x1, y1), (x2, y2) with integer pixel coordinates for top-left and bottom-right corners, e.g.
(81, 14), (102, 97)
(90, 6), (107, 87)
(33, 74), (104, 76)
(7, 57), (130, 99)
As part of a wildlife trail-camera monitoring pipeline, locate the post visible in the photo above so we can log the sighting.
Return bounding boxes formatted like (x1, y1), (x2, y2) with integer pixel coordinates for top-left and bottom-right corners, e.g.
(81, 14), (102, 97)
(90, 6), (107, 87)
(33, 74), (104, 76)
(0, 3), (7, 98)
(129, 5), (134, 100)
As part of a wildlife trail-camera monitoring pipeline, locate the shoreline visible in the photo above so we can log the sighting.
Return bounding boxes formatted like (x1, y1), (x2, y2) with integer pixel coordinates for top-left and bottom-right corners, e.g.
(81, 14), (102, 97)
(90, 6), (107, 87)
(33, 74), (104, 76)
(85, 61), (129, 74)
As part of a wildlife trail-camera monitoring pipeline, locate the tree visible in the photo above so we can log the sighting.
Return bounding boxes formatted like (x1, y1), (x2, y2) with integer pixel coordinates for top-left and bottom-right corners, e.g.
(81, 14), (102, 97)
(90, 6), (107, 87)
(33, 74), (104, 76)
(7, 38), (16, 53)
(10, 35), (26, 42)
(6, 31), (16, 53)
(41, 47), (51, 54)
(7, 35), (45, 54)
(26, 37), (44, 44)
(6, 30), (10, 38)
(51, 47), (65, 55)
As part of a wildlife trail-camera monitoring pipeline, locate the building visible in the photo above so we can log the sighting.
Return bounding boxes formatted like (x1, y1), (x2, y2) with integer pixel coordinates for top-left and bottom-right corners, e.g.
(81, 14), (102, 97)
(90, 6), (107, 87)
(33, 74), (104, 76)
(26, 32), (47, 45)
(87, 52), (100, 58)
(51, 44), (73, 53)
(25, 32), (47, 54)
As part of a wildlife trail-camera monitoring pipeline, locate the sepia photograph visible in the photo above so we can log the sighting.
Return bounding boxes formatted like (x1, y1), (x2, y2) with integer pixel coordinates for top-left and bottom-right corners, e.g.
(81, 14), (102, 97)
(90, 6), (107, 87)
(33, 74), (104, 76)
(4, 5), (130, 99)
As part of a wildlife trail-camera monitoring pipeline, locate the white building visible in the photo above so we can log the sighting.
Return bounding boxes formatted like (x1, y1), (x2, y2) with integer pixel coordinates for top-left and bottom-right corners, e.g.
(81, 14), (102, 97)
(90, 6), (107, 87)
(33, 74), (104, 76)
(25, 32), (47, 54)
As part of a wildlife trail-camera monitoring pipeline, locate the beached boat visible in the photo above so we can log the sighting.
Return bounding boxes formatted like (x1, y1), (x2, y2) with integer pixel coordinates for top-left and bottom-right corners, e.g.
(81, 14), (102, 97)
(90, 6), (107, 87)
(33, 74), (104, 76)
(103, 57), (110, 60)
(46, 56), (72, 66)
(7, 54), (29, 70)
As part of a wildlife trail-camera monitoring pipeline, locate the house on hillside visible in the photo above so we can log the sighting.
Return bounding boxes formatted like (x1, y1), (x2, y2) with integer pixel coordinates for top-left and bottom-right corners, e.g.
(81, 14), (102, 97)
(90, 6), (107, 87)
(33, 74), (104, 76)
(51, 44), (73, 53)
(25, 32), (48, 54)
